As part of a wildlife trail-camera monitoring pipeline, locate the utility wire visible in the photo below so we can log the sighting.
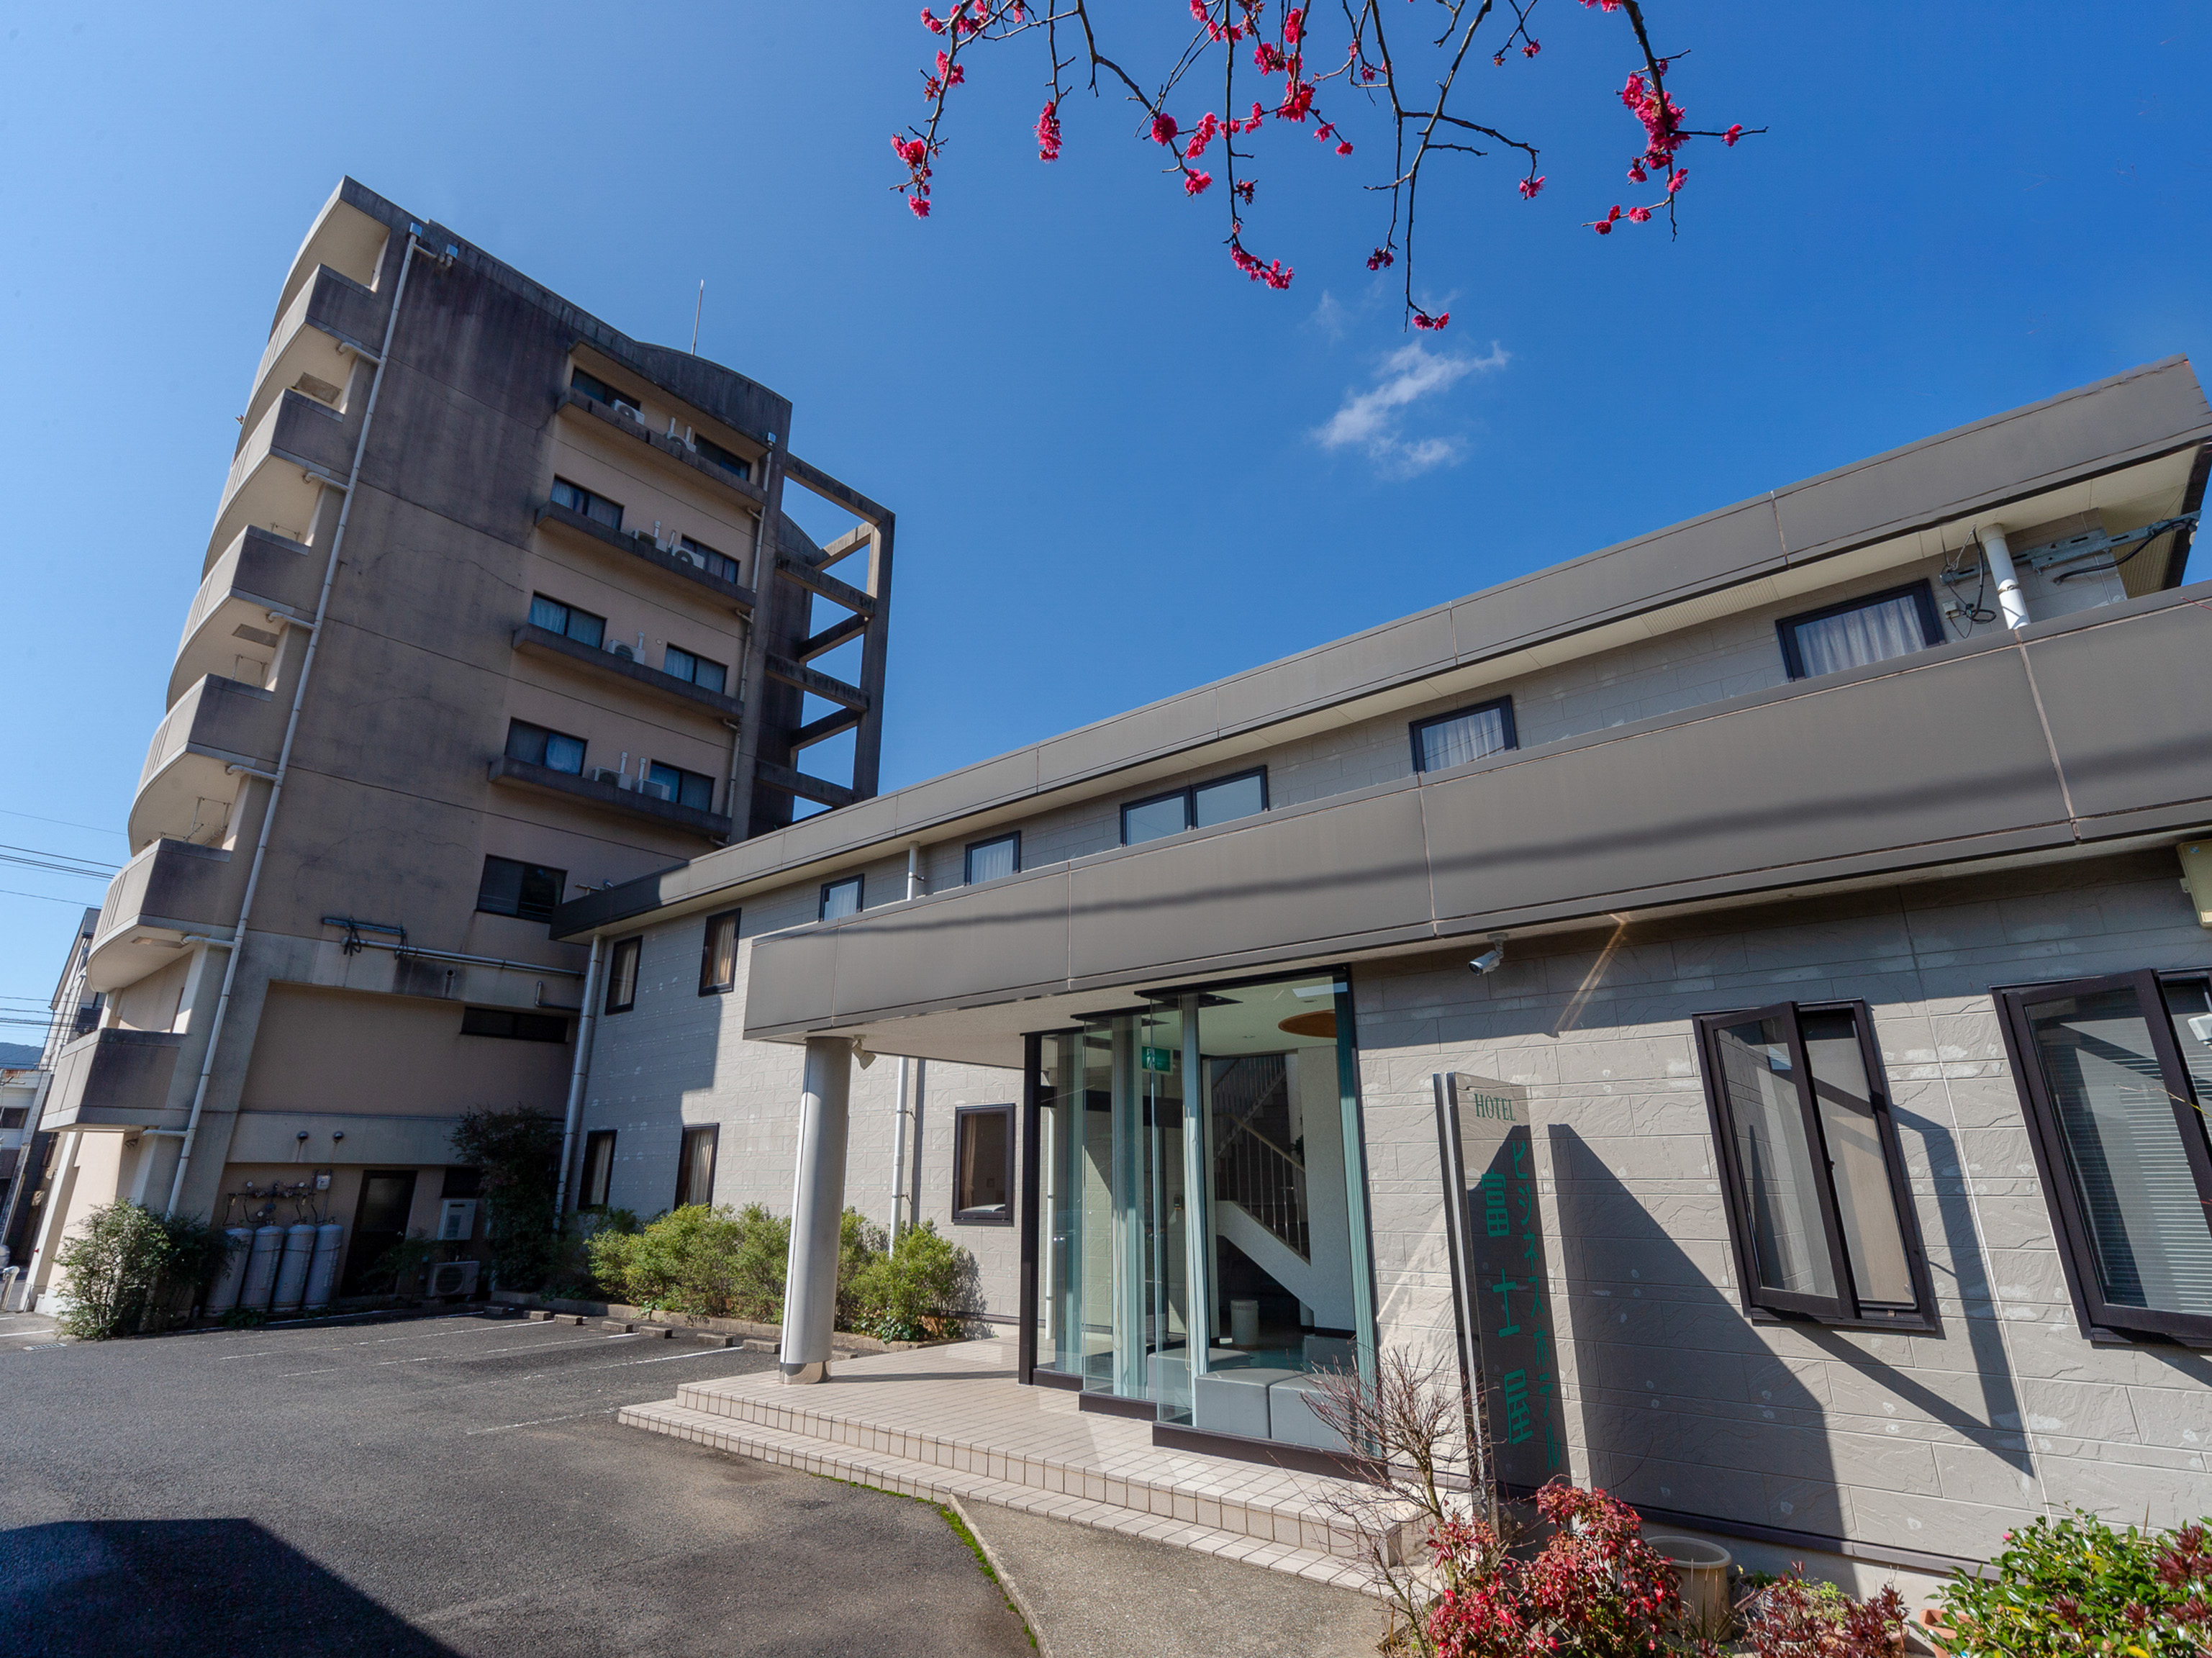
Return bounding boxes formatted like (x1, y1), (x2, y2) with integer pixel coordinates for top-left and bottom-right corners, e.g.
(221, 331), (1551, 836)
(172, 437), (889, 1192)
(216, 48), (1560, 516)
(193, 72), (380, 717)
(0, 806), (125, 839)
(0, 843), (117, 879)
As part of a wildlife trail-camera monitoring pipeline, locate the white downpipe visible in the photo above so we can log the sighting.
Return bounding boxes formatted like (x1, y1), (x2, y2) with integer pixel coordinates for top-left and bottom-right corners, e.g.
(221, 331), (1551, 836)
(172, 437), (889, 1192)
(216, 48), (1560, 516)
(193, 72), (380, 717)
(1979, 524), (2030, 631)
(554, 936), (607, 1218)
(166, 232), (424, 1217)
(891, 842), (921, 1238)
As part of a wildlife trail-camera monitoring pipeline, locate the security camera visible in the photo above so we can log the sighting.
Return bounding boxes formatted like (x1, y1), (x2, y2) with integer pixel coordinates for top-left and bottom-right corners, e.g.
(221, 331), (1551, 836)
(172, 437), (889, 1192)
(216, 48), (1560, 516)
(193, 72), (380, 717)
(1468, 946), (1505, 977)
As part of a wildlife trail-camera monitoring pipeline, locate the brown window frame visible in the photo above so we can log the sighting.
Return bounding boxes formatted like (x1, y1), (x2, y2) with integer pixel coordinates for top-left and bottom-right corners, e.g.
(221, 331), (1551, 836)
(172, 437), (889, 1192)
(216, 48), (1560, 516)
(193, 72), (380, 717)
(674, 1123), (720, 1210)
(1993, 968), (2212, 1345)
(698, 909), (740, 995)
(578, 1129), (617, 1210)
(951, 1104), (1015, 1227)
(1692, 998), (1936, 1331)
(604, 937), (642, 1014)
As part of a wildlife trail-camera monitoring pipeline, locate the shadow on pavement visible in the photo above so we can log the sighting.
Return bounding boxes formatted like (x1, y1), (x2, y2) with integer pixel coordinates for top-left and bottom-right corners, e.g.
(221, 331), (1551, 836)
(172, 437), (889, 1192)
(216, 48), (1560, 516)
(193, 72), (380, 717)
(0, 1518), (456, 1658)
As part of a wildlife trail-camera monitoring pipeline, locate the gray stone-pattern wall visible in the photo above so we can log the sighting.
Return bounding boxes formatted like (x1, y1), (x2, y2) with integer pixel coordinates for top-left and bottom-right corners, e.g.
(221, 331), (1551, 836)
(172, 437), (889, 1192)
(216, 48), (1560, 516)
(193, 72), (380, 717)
(1351, 849), (2212, 1565)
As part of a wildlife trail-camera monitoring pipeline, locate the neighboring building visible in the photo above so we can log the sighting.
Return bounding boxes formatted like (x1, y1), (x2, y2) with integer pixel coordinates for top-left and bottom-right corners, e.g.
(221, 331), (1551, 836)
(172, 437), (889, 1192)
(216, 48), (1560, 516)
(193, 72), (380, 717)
(24, 178), (892, 1306)
(1, 909), (99, 1303)
(554, 359), (2212, 1582)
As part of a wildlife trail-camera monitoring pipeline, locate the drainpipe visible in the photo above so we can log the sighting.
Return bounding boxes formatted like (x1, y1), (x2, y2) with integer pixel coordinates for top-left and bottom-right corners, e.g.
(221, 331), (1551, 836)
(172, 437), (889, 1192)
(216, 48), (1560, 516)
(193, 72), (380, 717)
(891, 842), (922, 1239)
(1978, 525), (2031, 631)
(166, 230), (426, 1218)
(554, 936), (607, 1218)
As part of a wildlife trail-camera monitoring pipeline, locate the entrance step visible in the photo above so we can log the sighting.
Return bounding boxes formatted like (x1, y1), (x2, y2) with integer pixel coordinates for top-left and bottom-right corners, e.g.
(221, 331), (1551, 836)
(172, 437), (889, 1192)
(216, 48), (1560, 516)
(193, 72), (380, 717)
(620, 1397), (1373, 1590)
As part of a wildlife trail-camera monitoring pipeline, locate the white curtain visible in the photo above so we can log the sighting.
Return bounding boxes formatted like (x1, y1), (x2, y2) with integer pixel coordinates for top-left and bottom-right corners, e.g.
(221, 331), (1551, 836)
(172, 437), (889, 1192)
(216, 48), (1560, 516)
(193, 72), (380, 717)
(1793, 593), (1926, 677)
(1420, 705), (1508, 771)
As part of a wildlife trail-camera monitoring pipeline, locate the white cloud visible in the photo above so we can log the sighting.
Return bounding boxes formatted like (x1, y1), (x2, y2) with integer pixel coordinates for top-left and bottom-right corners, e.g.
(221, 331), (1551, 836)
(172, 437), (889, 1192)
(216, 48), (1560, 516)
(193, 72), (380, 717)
(1307, 289), (1346, 343)
(1312, 340), (1508, 476)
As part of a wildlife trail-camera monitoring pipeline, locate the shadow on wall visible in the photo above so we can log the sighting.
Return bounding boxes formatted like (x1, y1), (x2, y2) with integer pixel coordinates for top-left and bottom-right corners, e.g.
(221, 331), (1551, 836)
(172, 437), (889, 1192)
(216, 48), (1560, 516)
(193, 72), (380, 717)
(0, 1518), (459, 1658)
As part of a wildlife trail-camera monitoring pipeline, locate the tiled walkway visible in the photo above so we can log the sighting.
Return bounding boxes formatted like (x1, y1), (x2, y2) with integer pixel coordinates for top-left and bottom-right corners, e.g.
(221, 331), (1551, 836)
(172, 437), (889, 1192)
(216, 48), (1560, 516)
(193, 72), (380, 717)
(621, 1339), (1408, 1590)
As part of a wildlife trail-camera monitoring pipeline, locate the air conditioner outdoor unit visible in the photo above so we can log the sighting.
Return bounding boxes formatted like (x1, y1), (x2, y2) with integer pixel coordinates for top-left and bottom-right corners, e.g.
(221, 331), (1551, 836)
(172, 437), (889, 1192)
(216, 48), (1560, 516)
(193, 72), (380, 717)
(590, 766), (627, 788)
(638, 779), (674, 802)
(425, 1259), (479, 1299)
(607, 642), (635, 661)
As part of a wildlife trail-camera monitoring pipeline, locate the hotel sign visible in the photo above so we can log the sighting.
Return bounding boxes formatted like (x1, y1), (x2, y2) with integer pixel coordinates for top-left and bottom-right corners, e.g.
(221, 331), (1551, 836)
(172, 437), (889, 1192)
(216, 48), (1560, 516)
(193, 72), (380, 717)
(1433, 1072), (1569, 1502)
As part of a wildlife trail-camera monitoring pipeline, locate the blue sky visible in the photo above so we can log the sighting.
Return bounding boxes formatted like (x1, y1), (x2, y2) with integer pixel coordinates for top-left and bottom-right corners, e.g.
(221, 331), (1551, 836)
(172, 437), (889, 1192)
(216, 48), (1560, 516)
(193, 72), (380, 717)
(0, 2), (2205, 1009)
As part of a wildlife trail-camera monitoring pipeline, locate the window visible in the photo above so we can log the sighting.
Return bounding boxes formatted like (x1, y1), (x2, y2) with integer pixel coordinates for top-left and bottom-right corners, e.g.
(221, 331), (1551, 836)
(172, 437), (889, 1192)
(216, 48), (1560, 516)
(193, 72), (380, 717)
(645, 761), (715, 812)
(1412, 697), (1517, 774)
(550, 476), (624, 532)
(1692, 1000), (1931, 1326)
(505, 718), (586, 776)
(1777, 582), (1944, 680)
(692, 432), (751, 481)
(1, 1107), (26, 1130)
(578, 1130), (616, 1210)
(1995, 970), (2212, 1343)
(965, 833), (1020, 886)
(604, 937), (641, 1014)
(699, 908), (740, 994)
(663, 645), (728, 696)
(476, 856), (568, 923)
(678, 535), (742, 585)
(675, 1124), (719, 1209)
(568, 367), (641, 420)
(459, 1007), (568, 1043)
(952, 1105), (1014, 1224)
(528, 593), (606, 650)
(820, 876), (863, 920)
(1120, 769), (1269, 846)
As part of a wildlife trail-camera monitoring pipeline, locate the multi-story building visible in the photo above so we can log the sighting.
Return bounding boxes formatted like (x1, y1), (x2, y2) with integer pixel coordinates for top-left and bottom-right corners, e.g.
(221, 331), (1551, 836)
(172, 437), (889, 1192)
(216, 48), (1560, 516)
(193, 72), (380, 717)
(553, 359), (2212, 1587)
(16, 178), (892, 1305)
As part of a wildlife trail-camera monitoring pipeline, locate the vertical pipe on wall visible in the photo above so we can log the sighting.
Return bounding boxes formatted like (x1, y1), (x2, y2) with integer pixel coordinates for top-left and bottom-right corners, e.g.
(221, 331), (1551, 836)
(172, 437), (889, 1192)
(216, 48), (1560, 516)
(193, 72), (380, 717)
(1978, 524), (2031, 630)
(779, 1035), (853, 1384)
(554, 936), (606, 1219)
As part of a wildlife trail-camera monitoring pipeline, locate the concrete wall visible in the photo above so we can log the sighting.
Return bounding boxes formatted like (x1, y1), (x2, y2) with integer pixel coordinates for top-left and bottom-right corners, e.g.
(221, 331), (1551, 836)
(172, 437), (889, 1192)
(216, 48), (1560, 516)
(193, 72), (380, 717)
(1351, 848), (2212, 1567)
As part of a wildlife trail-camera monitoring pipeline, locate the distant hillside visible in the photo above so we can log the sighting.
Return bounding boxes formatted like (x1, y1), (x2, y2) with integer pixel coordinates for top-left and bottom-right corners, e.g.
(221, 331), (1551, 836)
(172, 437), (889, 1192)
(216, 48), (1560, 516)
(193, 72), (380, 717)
(0, 1041), (42, 1067)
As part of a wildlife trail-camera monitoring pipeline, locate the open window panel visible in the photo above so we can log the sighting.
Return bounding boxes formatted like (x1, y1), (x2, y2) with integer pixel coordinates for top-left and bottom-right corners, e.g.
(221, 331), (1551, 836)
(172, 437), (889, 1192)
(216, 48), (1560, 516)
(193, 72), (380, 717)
(1693, 1000), (1936, 1329)
(1995, 969), (2212, 1346)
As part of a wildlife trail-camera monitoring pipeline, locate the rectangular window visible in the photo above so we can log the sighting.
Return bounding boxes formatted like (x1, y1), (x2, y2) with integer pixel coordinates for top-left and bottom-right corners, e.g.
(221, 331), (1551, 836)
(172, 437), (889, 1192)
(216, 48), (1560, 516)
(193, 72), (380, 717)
(645, 761), (715, 812)
(699, 908), (740, 994)
(578, 1130), (616, 1210)
(528, 594), (606, 650)
(663, 645), (729, 697)
(1995, 970), (2212, 1343)
(550, 476), (624, 532)
(953, 1105), (1014, 1224)
(820, 876), (862, 920)
(675, 1124), (719, 1209)
(568, 367), (642, 420)
(475, 856), (568, 923)
(459, 1007), (568, 1043)
(1, 1107), (27, 1130)
(678, 535), (742, 585)
(1120, 768), (1269, 846)
(1411, 697), (1518, 774)
(1692, 1000), (1931, 1326)
(965, 832), (1020, 886)
(604, 937), (641, 1014)
(1777, 581), (1944, 680)
(505, 718), (586, 776)
(692, 433), (751, 481)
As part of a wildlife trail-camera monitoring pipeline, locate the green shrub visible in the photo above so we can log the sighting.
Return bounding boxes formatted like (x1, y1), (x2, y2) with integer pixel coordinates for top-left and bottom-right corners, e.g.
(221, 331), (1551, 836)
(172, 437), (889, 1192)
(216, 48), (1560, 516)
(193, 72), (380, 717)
(53, 1202), (235, 1340)
(450, 1107), (562, 1291)
(358, 1231), (444, 1295)
(846, 1221), (975, 1343)
(1933, 1510), (2211, 1658)
(587, 1202), (788, 1319)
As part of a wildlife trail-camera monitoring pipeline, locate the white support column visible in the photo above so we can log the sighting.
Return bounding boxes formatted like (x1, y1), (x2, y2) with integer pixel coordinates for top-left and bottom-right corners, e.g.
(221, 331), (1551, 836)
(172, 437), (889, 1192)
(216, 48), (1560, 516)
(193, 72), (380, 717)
(779, 1036), (854, 1384)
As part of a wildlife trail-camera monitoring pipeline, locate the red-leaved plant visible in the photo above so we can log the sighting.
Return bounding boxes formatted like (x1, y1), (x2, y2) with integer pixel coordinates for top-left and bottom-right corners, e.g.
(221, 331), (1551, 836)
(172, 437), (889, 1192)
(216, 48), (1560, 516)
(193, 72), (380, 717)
(1739, 1570), (1906, 1658)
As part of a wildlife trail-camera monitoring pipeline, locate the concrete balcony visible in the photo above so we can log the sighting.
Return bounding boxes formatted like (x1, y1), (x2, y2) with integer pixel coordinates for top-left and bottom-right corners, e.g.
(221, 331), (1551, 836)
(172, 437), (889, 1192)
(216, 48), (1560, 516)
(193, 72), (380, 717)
(130, 675), (283, 853)
(553, 385), (769, 509)
(512, 623), (743, 718)
(535, 502), (756, 614)
(240, 264), (384, 439)
(206, 390), (357, 567)
(488, 755), (733, 842)
(173, 527), (321, 705)
(40, 1028), (187, 1133)
(88, 839), (245, 992)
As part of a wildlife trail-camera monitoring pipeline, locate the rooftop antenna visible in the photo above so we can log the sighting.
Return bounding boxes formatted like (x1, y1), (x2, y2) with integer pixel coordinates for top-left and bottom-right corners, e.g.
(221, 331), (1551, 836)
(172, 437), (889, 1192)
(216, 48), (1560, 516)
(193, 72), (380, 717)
(690, 280), (705, 354)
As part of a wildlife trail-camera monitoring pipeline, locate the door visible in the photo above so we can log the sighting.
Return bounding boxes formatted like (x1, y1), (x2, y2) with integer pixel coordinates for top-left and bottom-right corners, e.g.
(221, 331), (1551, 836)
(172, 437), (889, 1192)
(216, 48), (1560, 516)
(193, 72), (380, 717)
(340, 1170), (419, 1296)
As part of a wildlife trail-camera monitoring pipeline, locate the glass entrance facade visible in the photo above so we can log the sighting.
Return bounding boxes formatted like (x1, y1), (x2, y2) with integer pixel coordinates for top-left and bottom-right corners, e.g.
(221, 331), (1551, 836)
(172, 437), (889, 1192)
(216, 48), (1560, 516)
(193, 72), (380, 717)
(1028, 970), (1376, 1449)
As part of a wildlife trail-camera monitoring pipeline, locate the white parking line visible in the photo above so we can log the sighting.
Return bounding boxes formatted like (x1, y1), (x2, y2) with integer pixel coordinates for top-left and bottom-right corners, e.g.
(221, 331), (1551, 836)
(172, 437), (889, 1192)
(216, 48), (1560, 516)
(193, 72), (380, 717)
(219, 1315), (535, 1359)
(466, 1407), (620, 1435)
(279, 1356), (438, 1379)
(275, 1331), (639, 1378)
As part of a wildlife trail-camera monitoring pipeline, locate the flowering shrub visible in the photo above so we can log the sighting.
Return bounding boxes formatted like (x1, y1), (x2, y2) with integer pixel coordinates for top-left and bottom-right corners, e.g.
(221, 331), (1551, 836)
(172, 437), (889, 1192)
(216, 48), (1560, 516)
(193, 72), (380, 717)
(1739, 1571), (1905, 1658)
(1931, 1511), (2212, 1658)
(1424, 1481), (1682, 1658)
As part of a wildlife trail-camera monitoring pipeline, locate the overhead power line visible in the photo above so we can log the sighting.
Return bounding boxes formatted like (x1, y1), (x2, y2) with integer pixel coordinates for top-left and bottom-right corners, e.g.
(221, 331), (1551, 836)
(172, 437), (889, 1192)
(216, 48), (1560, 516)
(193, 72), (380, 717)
(0, 843), (117, 879)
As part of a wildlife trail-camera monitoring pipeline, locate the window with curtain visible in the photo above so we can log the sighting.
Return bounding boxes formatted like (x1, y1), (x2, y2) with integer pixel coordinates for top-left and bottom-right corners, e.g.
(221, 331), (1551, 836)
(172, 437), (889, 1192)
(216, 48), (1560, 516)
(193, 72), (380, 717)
(550, 476), (624, 531)
(1777, 583), (1944, 680)
(645, 761), (715, 812)
(820, 876), (863, 920)
(579, 1130), (617, 1210)
(1411, 697), (1518, 774)
(698, 909), (739, 994)
(476, 856), (567, 923)
(677, 535), (742, 585)
(663, 645), (727, 696)
(1692, 999), (1930, 1325)
(604, 937), (641, 1014)
(675, 1124), (719, 1209)
(528, 594), (605, 649)
(1997, 971), (2212, 1341)
(952, 1106), (1014, 1223)
(505, 718), (586, 776)
(965, 833), (1020, 886)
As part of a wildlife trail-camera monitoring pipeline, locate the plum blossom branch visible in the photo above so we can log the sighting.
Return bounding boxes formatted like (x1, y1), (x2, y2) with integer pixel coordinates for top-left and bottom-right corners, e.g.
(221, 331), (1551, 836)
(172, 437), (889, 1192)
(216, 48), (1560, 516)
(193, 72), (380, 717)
(893, 0), (1759, 328)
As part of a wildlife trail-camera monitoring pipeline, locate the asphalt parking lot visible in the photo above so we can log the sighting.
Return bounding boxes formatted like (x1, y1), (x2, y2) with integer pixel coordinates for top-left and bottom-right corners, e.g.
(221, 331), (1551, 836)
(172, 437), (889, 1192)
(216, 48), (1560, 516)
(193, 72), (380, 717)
(0, 1308), (1033, 1657)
